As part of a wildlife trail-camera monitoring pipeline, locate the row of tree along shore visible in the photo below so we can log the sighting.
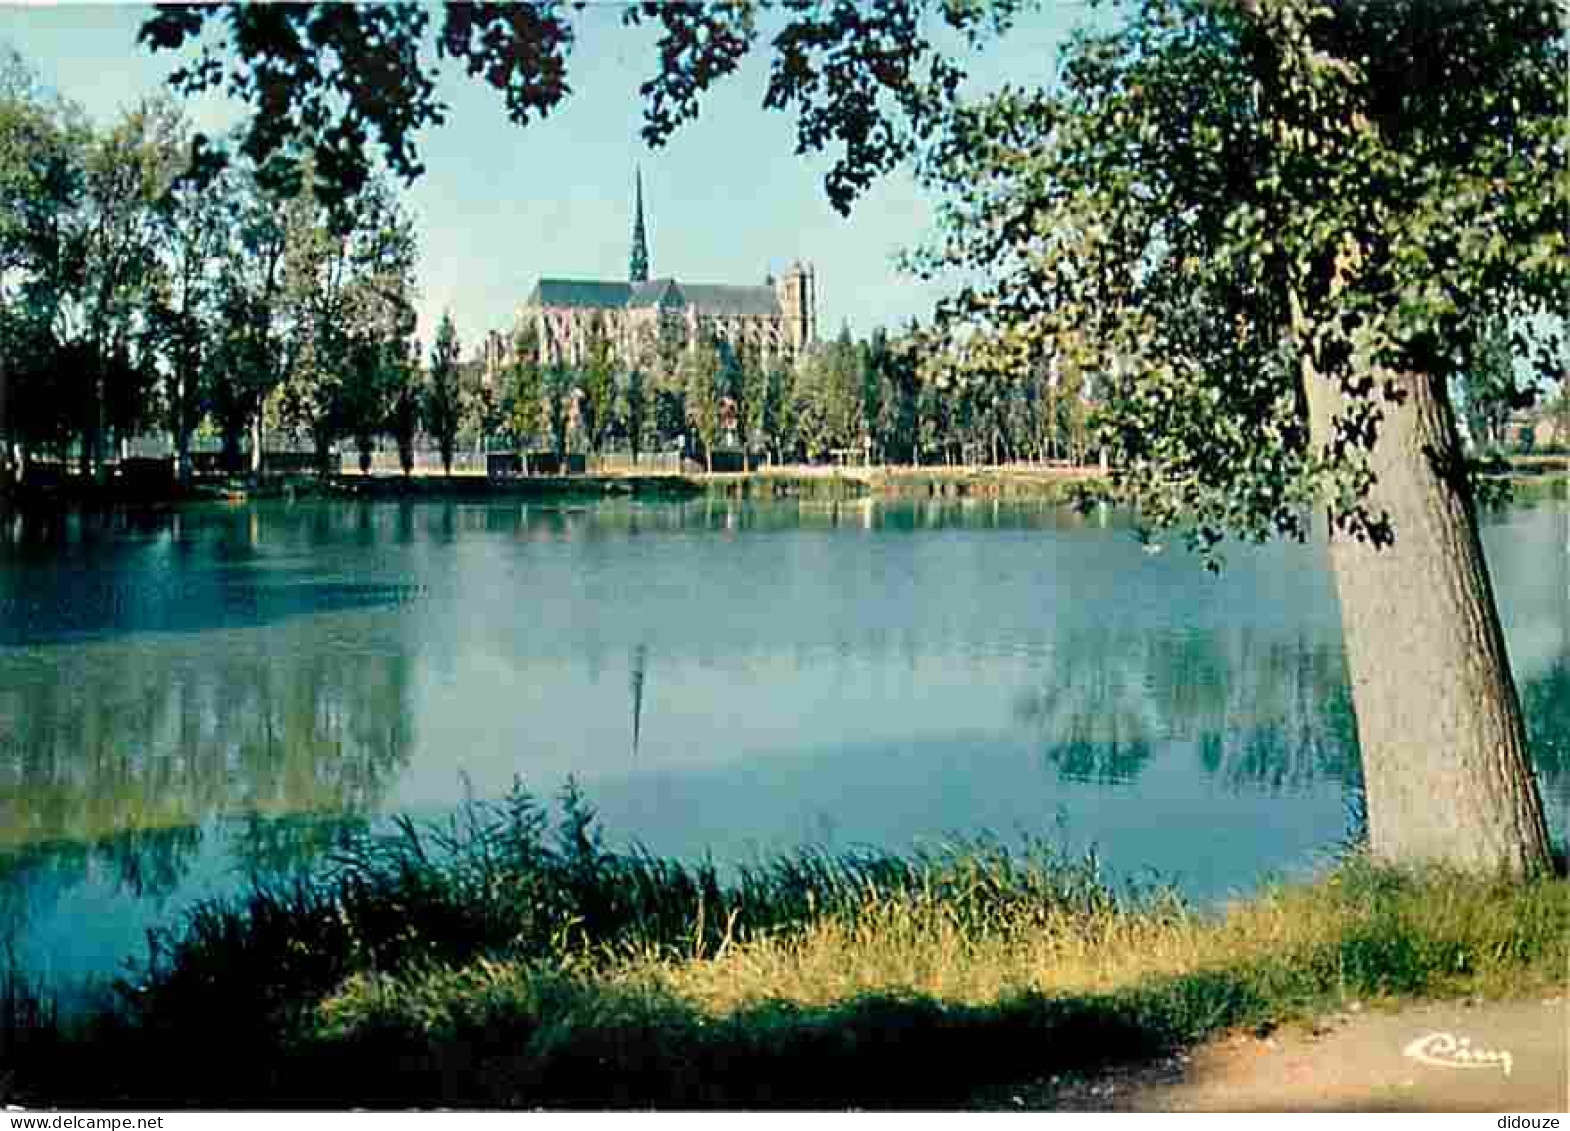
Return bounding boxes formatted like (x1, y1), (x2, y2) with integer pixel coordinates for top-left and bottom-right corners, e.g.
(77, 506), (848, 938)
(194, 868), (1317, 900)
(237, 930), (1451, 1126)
(9, 446), (1563, 512)
(0, 42), (1560, 511)
(0, 42), (1109, 497)
(2, 460), (1124, 509)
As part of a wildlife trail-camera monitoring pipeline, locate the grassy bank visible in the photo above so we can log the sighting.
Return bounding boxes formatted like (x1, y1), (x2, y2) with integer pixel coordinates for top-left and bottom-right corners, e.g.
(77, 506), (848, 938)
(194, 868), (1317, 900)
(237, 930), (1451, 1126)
(3, 473), (316, 510)
(11, 462), (1561, 511)
(331, 473), (703, 501)
(699, 465), (1110, 502)
(2, 784), (1564, 1109)
(1497, 472), (1569, 506)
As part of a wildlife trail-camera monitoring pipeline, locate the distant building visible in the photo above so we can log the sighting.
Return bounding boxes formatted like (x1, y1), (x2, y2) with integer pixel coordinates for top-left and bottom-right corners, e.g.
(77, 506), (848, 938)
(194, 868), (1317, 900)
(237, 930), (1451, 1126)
(521, 168), (817, 369)
(478, 329), (511, 388)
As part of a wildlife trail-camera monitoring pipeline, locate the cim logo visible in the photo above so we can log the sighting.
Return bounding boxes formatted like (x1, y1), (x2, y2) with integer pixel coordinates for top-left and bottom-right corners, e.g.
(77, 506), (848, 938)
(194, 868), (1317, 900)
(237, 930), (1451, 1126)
(1402, 1031), (1514, 1077)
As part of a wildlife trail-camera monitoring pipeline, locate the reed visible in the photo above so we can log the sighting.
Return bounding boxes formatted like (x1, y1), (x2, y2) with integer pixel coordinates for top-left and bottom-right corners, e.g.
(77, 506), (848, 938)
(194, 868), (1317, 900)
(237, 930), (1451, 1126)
(2, 782), (1564, 1109)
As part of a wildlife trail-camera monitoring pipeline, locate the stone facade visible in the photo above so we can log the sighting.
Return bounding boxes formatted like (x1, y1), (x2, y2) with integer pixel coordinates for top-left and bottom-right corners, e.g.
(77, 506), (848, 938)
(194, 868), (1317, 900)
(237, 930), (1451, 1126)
(518, 173), (817, 371)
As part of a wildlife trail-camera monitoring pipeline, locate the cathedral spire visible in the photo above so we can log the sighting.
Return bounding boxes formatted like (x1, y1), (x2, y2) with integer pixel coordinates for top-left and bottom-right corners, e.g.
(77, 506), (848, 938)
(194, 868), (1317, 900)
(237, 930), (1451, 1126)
(629, 165), (649, 283)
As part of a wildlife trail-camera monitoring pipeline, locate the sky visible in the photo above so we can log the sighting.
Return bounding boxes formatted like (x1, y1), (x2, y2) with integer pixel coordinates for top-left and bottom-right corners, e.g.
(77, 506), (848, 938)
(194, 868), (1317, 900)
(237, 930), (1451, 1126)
(0, 2), (1091, 358)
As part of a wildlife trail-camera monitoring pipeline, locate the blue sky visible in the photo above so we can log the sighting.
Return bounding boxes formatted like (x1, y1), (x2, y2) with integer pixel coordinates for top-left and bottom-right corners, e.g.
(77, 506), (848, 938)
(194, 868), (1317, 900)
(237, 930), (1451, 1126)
(0, 2), (1090, 358)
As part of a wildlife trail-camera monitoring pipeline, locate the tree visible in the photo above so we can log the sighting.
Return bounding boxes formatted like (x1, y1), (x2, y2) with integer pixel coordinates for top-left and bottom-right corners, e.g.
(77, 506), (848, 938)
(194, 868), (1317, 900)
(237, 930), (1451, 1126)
(622, 364), (649, 467)
(137, 4), (1019, 217)
(682, 334), (725, 473)
(743, 349), (792, 467)
(577, 314), (617, 457)
(342, 335), (407, 476)
(1455, 316), (1532, 454)
(209, 160), (300, 474)
(70, 98), (186, 478)
(275, 171), (416, 477)
(507, 322), (545, 459)
(644, 320), (688, 455)
(0, 55), (87, 481)
(652, 385), (686, 456)
(462, 363), (506, 457)
(794, 329), (866, 464)
(388, 340), (420, 478)
(543, 363), (574, 465)
(147, 148), (228, 482)
(863, 328), (913, 465)
(916, 0), (1560, 875)
(424, 311), (462, 476)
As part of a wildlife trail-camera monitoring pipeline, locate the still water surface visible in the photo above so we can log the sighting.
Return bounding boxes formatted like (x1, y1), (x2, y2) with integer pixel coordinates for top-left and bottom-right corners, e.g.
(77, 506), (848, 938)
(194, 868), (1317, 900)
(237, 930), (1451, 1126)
(1, 496), (1566, 992)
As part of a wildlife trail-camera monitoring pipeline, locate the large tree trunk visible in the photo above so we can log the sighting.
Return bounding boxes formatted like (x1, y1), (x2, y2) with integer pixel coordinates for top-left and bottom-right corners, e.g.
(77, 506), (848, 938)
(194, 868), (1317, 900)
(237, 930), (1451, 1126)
(1306, 366), (1553, 877)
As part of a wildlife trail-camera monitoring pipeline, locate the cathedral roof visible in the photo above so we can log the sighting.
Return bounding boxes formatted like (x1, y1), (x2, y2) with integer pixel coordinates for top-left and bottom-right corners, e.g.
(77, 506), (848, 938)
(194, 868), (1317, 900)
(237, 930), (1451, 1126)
(528, 279), (632, 309)
(529, 276), (783, 317)
(678, 284), (781, 317)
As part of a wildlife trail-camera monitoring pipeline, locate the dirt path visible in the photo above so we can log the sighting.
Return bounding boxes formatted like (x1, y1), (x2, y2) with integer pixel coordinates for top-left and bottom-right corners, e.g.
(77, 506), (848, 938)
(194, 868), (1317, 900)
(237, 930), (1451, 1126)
(1029, 995), (1569, 1112)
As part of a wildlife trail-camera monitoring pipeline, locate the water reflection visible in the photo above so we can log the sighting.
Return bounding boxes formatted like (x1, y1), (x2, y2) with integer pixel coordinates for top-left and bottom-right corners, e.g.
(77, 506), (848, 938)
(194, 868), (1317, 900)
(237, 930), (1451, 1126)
(0, 641), (412, 853)
(231, 811), (369, 880)
(1016, 629), (1359, 793)
(0, 496), (1563, 995)
(1521, 655), (1570, 779)
(630, 643), (648, 757)
(0, 626), (414, 967)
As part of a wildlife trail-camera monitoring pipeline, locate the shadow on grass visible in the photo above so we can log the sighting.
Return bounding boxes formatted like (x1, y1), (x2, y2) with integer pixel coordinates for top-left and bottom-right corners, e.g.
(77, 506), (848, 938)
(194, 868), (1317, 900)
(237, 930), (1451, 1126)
(8, 971), (1252, 1110)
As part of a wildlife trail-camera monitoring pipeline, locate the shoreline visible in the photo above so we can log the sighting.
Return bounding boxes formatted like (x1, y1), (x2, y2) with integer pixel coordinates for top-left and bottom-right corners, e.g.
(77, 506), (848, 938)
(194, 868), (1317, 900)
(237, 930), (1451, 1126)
(1, 460), (1561, 512)
(1, 464), (1115, 509)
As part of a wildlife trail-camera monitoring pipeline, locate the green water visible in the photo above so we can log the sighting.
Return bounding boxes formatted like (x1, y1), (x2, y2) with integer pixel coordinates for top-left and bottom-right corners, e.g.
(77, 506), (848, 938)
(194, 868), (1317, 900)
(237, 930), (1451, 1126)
(1, 496), (1565, 991)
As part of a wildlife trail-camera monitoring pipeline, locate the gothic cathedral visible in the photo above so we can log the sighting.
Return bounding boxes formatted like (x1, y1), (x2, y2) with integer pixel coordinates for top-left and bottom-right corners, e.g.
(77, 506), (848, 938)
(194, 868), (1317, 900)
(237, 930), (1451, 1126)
(521, 169), (818, 370)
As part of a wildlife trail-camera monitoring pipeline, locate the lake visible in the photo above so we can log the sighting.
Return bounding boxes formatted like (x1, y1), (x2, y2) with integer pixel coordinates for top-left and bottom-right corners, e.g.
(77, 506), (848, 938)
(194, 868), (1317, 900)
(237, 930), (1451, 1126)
(1, 495), (1566, 995)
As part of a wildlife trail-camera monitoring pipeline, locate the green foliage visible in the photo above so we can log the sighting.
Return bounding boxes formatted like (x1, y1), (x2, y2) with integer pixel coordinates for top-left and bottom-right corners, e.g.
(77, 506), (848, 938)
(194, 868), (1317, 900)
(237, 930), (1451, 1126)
(682, 334), (726, 471)
(742, 350), (793, 465)
(208, 163), (303, 471)
(544, 363), (574, 460)
(504, 320), (544, 448)
(793, 330), (866, 461)
(159, 784), (1120, 1008)
(139, 3), (1023, 217)
(272, 171), (418, 474)
(457, 361), (501, 451)
(0, 41), (427, 483)
(1456, 316), (1537, 453)
(577, 315), (617, 455)
(915, 0), (1568, 558)
(622, 365), (650, 464)
(0, 84), (190, 472)
(144, 142), (230, 475)
(388, 348), (421, 477)
(424, 311), (462, 474)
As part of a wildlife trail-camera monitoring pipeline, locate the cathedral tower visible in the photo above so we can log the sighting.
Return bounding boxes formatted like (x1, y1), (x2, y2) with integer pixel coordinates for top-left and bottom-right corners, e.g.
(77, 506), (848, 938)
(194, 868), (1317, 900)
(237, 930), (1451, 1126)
(629, 167), (649, 283)
(775, 261), (817, 353)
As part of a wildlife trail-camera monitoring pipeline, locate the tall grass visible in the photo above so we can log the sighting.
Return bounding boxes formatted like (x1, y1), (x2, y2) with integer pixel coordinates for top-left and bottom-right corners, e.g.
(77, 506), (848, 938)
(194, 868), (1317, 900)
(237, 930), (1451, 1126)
(2, 781), (1565, 1109)
(125, 779), (1128, 1035)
